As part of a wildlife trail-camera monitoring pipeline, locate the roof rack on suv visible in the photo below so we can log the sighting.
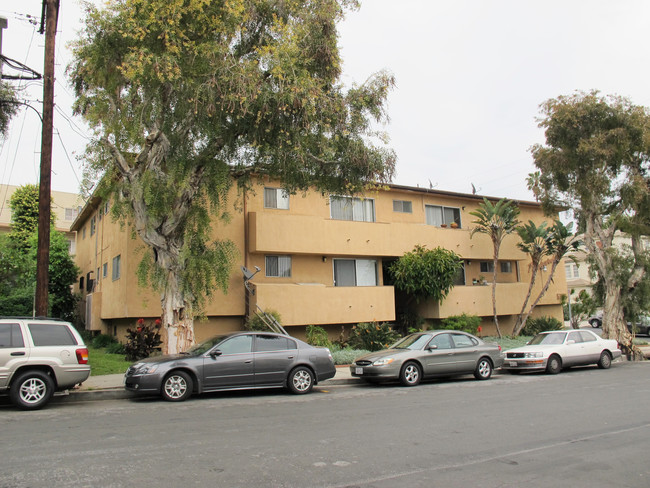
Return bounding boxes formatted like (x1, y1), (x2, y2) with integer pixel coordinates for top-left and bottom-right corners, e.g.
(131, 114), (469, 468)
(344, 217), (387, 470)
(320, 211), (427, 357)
(0, 316), (65, 321)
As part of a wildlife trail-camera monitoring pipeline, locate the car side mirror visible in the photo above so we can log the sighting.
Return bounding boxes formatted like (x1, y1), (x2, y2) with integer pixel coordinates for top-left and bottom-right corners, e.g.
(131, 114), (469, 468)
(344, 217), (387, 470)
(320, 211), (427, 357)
(428, 344), (438, 350)
(566, 340), (575, 345)
(210, 349), (223, 358)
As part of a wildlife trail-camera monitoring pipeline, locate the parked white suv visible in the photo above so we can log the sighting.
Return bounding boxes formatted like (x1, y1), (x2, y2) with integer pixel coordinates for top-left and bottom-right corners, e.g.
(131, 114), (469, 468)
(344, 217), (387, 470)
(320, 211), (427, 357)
(0, 317), (91, 409)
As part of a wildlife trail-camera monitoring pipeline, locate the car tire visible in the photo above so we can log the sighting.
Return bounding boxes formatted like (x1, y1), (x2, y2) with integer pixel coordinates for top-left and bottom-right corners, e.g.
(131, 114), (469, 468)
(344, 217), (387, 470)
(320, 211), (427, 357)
(546, 355), (562, 375)
(590, 319), (601, 328)
(399, 361), (422, 387)
(161, 371), (193, 402)
(10, 370), (55, 410)
(288, 366), (314, 394)
(474, 357), (493, 380)
(597, 351), (612, 369)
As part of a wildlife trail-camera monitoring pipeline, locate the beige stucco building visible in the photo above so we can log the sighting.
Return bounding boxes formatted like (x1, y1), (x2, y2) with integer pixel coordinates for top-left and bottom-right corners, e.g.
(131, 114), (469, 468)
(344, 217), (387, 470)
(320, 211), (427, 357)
(71, 181), (567, 341)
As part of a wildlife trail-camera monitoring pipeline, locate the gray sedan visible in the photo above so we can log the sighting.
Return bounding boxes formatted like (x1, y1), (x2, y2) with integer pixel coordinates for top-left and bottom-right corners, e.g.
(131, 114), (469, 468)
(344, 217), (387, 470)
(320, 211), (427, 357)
(350, 331), (504, 386)
(124, 332), (336, 401)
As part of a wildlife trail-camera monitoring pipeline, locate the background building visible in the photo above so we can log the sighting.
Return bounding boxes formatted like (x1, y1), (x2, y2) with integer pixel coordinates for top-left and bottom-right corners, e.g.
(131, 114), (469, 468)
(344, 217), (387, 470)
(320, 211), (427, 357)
(0, 184), (84, 253)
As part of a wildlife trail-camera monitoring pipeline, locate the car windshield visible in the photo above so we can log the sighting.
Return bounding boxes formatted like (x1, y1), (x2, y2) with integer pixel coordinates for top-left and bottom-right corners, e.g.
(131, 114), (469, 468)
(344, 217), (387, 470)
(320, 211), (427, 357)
(185, 335), (229, 355)
(390, 334), (432, 350)
(529, 332), (567, 345)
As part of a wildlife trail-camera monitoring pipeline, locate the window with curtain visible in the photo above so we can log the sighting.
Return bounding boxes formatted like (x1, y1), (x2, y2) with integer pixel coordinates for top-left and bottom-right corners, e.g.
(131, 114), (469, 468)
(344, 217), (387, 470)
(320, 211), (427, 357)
(264, 188), (290, 209)
(330, 196), (375, 222)
(425, 205), (461, 227)
(333, 259), (377, 286)
(265, 255), (292, 277)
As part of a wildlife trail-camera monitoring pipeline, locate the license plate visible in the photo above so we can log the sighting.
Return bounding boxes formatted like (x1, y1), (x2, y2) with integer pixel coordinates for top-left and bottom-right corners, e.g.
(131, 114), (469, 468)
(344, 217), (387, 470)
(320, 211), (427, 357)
(509, 361), (518, 367)
(355, 367), (363, 375)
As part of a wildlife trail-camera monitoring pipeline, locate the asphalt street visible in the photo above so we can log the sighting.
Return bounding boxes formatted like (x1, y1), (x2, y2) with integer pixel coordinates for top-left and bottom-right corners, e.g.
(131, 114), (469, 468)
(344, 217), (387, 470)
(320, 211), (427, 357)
(1, 362), (649, 488)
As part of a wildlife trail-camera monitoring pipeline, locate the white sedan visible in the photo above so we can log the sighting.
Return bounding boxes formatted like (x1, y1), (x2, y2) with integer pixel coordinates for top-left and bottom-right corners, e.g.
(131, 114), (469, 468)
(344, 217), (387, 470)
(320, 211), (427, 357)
(503, 329), (622, 374)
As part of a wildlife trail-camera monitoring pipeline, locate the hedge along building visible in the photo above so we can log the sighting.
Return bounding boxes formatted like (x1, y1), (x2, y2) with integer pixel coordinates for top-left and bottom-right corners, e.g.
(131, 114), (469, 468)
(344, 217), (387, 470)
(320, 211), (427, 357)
(71, 180), (567, 342)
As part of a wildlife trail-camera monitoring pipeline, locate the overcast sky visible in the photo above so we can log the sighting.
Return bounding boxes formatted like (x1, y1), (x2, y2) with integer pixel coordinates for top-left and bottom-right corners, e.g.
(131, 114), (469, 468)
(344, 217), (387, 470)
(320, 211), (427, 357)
(2, 0), (650, 201)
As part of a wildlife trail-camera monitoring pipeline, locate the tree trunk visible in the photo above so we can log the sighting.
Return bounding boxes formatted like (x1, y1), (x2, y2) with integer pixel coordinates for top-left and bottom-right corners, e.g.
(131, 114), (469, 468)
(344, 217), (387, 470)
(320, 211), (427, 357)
(602, 278), (641, 360)
(519, 258), (560, 332)
(512, 264), (539, 336)
(582, 212), (641, 359)
(155, 246), (196, 355)
(491, 242), (501, 338)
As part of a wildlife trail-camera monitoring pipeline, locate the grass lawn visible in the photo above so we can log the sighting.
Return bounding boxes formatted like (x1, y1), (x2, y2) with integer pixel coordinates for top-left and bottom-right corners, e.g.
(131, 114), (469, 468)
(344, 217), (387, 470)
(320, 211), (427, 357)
(484, 335), (532, 351)
(88, 347), (132, 376)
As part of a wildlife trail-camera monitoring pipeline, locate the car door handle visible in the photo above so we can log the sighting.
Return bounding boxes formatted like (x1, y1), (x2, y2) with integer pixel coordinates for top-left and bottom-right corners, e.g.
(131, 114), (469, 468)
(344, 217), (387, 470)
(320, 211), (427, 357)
(244, 360), (252, 364)
(10, 351), (25, 356)
(287, 356), (295, 359)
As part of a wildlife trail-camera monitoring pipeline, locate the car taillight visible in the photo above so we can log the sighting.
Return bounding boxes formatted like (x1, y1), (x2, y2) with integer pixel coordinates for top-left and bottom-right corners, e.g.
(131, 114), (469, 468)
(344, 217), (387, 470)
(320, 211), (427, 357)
(76, 348), (89, 364)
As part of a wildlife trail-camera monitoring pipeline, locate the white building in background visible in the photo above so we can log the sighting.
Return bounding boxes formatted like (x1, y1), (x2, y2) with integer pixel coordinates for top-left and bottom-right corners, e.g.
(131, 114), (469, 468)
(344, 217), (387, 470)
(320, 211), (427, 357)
(0, 184), (84, 253)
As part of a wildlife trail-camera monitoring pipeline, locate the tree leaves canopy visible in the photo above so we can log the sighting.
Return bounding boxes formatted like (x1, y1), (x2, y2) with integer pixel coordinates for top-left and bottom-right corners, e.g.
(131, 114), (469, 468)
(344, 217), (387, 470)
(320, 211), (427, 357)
(69, 0), (397, 315)
(389, 245), (463, 304)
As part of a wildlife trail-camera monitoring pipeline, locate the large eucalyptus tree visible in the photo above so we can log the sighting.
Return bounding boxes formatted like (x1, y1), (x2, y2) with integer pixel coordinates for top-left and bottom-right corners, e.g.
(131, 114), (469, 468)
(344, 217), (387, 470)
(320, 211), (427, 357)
(70, 0), (396, 353)
(531, 91), (650, 358)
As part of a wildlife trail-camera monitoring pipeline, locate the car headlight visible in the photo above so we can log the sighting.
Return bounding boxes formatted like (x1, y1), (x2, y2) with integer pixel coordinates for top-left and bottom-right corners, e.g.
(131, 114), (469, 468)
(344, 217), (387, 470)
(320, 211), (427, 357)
(524, 352), (543, 358)
(372, 357), (395, 366)
(134, 363), (159, 375)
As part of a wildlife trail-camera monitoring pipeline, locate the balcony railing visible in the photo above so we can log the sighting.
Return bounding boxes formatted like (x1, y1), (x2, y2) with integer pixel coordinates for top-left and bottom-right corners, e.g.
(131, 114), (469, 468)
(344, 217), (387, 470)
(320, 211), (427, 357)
(251, 283), (395, 326)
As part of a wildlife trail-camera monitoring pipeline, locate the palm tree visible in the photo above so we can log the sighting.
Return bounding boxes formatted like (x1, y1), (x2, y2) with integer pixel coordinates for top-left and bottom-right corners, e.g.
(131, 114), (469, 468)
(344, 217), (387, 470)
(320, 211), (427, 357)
(517, 220), (581, 334)
(470, 198), (520, 338)
(512, 221), (551, 336)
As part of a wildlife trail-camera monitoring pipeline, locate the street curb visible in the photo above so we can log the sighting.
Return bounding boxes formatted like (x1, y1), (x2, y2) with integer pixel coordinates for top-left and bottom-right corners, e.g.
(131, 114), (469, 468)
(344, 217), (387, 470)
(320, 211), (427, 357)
(52, 376), (361, 403)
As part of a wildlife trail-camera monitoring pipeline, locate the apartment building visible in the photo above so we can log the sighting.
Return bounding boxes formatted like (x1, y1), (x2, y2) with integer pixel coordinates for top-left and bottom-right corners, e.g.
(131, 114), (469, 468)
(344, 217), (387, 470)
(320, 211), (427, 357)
(71, 181), (567, 341)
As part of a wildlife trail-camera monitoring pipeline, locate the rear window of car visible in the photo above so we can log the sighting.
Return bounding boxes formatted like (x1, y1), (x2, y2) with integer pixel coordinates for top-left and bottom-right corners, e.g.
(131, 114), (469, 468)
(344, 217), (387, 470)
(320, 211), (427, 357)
(28, 323), (78, 346)
(452, 334), (478, 348)
(255, 335), (297, 352)
(0, 323), (24, 348)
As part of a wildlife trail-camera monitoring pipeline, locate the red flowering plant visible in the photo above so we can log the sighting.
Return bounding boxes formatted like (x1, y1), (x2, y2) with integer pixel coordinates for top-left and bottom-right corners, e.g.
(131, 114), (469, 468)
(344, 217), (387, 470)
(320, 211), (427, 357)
(124, 318), (163, 361)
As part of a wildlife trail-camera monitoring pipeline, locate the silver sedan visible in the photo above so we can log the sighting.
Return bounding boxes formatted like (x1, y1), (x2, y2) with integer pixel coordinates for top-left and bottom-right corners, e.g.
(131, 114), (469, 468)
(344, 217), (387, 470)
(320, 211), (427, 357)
(350, 331), (504, 386)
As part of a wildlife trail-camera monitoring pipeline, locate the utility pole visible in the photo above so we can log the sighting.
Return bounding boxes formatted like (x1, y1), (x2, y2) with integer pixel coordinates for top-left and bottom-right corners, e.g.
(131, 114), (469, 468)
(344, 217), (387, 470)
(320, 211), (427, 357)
(35, 0), (59, 317)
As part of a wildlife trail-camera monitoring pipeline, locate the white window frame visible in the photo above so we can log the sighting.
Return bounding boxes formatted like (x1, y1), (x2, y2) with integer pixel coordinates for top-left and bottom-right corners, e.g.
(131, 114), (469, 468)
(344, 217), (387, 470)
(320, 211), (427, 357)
(112, 255), (121, 281)
(64, 207), (79, 221)
(330, 196), (375, 222)
(265, 255), (292, 278)
(333, 259), (378, 287)
(264, 188), (290, 210)
(425, 204), (461, 228)
(393, 200), (412, 213)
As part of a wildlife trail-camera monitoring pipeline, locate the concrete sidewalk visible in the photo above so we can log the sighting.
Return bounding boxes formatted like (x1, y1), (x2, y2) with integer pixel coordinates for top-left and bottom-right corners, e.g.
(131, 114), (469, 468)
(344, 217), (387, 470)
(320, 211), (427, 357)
(54, 365), (359, 403)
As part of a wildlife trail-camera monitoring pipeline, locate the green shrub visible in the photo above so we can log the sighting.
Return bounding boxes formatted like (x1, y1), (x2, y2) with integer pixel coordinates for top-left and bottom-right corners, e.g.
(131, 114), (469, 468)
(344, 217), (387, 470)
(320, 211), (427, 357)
(306, 325), (332, 348)
(521, 316), (564, 336)
(245, 309), (282, 332)
(440, 313), (481, 334)
(332, 348), (371, 365)
(348, 322), (399, 352)
(91, 334), (118, 349)
(124, 318), (162, 361)
(106, 342), (125, 355)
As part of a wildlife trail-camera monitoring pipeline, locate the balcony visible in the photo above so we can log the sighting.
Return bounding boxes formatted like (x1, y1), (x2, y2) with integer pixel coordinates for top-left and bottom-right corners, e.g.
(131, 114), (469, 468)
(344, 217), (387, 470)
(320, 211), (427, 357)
(251, 283), (395, 326)
(248, 212), (524, 259)
(417, 282), (562, 319)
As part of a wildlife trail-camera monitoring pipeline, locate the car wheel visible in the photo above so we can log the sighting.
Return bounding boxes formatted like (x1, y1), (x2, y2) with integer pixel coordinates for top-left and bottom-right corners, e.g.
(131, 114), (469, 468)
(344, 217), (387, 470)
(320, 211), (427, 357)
(161, 371), (193, 402)
(474, 357), (493, 380)
(399, 361), (422, 387)
(10, 370), (55, 410)
(590, 319), (601, 328)
(597, 351), (612, 369)
(288, 366), (314, 394)
(546, 355), (562, 375)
